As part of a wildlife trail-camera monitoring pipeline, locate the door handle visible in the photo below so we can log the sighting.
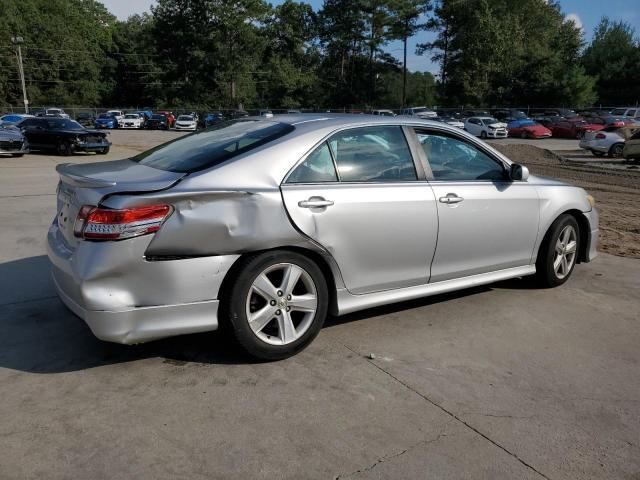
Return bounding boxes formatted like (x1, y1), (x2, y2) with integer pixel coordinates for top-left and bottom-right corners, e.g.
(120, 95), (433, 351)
(439, 193), (464, 204)
(298, 197), (334, 208)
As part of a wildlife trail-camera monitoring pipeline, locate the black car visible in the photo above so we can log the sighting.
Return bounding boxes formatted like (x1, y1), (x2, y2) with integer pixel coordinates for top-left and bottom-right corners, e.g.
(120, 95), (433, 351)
(76, 112), (96, 127)
(0, 124), (29, 157)
(18, 117), (110, 156)
(145, 114), (169, 130)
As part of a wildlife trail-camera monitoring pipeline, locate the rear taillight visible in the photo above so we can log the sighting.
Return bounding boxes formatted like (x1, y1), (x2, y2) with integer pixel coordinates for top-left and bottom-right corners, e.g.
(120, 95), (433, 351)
(74, 204), (172, 240)
(595, 133), (606, 139)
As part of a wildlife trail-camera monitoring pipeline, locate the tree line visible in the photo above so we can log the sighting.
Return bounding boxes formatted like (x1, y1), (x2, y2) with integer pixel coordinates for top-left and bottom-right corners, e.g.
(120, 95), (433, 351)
(0, 0), (638, 110)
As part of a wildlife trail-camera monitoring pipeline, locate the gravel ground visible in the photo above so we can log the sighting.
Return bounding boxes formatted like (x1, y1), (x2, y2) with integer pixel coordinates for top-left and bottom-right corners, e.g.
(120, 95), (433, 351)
(491, 144), (640, 259)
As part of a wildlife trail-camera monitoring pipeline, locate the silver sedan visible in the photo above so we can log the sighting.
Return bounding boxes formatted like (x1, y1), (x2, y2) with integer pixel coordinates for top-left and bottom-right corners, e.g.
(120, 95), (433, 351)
(48, 115), (599, 359)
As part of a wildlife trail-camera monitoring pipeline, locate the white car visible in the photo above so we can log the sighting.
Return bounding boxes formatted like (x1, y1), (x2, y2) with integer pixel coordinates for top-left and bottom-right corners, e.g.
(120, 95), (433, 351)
(372, 109), (396, 117)
(609, 107), (640, 121)
(402, 106), (438, 118)
(121, 113), (143, 129)
(174, 115), (198, 131)
(42, 108), (69, 118)
(465, 117), (508, 139)
(260, 110), (274, 118)
(579, 125), (639, 158)
(437, 116), (465, 129)
(107, 110), (125, 124)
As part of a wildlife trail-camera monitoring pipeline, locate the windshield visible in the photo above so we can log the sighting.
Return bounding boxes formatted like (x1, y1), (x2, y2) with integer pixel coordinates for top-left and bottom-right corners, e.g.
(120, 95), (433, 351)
(178, 115), (193, 121)
(98, 114), (113, 119)
(132, 120), (294, 173)
(482, 118), (500, 125)
(519, 120), (536, 126)
(125, 114), (139, 119)
(151, 114), (166, 120)
(47, 109), (62, 114)
(46, 119), (83, 130)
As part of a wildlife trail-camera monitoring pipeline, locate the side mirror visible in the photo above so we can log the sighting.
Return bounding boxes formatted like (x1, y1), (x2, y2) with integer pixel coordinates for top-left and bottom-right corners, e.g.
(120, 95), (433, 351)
(510, 163), (529, 181)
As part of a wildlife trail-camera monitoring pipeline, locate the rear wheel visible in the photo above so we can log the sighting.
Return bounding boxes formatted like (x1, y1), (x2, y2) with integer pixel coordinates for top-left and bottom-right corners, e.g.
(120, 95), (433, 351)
(520, 131), (528, 139)
(536, 214), (579, 288)
(609, 143), (624, 158)
(224, 250), (328, 360)
(97, 147), (109, 155)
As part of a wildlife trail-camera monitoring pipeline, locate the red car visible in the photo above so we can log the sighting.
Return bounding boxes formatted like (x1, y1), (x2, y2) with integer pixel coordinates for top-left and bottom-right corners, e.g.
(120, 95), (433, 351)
(507, 119), (552, 139)
(156, 111), (175, 128)
(541, 118), (604, 139)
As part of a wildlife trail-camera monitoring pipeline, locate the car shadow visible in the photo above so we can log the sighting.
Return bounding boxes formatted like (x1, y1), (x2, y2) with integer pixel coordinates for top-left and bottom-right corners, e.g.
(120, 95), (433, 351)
(0, 255), (539, 374)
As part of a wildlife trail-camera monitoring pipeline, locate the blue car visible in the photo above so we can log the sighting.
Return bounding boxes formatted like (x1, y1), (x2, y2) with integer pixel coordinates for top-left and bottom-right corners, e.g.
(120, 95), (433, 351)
(204, 112), (224, 127)
(0, 114), (31, 125)
(94, 113), (118, 129)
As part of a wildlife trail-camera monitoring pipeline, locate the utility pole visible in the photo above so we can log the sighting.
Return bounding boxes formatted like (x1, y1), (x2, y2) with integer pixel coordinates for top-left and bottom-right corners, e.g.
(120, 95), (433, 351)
(11, 36), (29, 114)
(402, 18), (408, 111)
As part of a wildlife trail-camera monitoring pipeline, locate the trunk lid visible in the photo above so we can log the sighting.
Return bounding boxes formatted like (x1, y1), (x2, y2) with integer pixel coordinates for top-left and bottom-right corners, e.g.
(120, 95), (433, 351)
(55, 159), (185, 247)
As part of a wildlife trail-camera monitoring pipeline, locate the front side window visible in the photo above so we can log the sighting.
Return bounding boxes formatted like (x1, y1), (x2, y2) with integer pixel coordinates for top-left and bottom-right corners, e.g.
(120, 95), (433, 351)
(287, 142), (337, 183)
(415, 131), (506, 181)
(327, 126), (416, 182)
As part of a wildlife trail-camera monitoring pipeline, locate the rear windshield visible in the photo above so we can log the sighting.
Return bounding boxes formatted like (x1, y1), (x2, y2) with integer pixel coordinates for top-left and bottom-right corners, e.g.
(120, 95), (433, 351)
(151, 114), (166, 120)
(132, 120), (295, 173)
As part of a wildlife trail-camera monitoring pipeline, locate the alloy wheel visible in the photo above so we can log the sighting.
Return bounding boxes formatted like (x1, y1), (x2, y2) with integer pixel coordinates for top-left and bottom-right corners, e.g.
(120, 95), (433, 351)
(245, 263), (318, 346)
(553, 225), (577, 279)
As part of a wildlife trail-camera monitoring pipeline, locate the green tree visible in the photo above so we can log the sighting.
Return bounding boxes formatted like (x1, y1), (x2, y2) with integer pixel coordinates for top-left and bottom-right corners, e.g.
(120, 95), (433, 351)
(420, 0), (597, 107)
(582, 17), (640, 106)
(0, 0), (115, 108)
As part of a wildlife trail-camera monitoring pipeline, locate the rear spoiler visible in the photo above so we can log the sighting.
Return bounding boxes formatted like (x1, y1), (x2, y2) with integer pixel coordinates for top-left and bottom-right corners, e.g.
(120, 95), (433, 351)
(56, 163), (117, 188)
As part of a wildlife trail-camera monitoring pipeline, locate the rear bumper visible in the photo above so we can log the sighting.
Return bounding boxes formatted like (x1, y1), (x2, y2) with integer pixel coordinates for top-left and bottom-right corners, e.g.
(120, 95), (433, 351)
(53, 274), (220, 344)
(47, 219), (239, 344)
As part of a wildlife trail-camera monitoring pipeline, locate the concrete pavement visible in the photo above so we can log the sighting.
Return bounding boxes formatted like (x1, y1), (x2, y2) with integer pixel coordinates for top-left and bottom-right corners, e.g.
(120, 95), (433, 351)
(0, 131), (638, 479)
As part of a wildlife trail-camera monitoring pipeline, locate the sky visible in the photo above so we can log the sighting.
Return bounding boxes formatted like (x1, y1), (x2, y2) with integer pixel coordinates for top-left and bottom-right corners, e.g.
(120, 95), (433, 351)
(101, 0), (640, 73)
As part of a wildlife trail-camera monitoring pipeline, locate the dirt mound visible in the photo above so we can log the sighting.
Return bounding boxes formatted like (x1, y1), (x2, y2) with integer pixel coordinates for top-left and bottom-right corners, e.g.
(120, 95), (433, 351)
(492, 144), (640, 258)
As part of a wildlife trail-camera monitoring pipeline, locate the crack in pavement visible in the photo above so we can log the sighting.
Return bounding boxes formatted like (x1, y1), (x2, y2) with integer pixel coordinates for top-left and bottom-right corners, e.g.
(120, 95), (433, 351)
(343, 344), (551, 480)
(335, 430), (451, 480)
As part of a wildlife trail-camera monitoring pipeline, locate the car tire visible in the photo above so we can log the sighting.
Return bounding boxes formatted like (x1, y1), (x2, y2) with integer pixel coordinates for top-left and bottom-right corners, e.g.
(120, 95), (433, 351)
(57, 141), (73, 156)
(521, 131), (528, 139)
(11, 153), (24, 157)
(609, 143), (624, 158)
(535, 214), (580, 288)
(97, 147), (109, 155)
(480, 131), (487, 139)
(223, 250), (329, 361)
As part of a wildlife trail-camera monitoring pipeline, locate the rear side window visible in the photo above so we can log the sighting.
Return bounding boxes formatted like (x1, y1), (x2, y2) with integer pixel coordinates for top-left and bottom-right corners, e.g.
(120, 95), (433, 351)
(287, 142), (337, 183)
(132, 120), (294, 173)
(328, 126), (416, 182)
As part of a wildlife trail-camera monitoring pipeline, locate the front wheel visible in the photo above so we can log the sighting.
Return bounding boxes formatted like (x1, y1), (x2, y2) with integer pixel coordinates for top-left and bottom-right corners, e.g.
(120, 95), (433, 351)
(520, 131), (528, 139)
(536, 214), (579, 288)
(97, 147), (109, 155)
(57, 141), (73, 156)
(480, 131), (487, 139)
(224, 250), (329, 360)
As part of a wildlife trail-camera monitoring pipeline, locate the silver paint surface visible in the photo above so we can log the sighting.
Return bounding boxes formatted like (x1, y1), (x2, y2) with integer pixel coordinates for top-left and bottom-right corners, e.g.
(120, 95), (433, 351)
(47, 114), (599, 344)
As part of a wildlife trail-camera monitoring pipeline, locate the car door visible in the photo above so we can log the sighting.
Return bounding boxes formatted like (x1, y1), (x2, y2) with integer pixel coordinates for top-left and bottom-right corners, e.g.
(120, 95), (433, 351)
(281, 125), (439, 294)
(413, 128), (540, 283)
(465, 118), (479, 136)
(21, 118), (46, 148)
